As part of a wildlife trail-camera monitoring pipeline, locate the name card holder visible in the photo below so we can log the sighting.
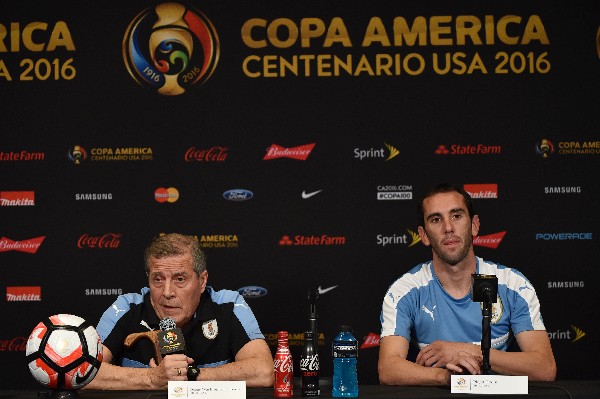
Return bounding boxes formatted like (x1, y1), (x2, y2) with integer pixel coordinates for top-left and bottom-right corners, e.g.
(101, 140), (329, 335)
(168, 381), (246, 399)
(451, 375), (528, 394)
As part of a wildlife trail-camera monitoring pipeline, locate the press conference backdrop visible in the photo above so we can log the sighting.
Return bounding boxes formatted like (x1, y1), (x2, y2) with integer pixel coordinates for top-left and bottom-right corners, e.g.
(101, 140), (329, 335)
(1, 0), (599, 389)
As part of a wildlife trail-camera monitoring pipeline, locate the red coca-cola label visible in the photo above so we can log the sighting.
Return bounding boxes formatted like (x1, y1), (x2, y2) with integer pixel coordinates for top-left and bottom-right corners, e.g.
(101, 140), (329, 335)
(77, 233), (122, 248)
(274, 352), (293, 397)
(184, 146), (228, 162)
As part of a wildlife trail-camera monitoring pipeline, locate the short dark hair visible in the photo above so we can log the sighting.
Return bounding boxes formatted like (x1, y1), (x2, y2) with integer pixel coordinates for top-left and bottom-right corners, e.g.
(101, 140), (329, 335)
(144, 233), (207, 276)
(417, 183), (475, 225)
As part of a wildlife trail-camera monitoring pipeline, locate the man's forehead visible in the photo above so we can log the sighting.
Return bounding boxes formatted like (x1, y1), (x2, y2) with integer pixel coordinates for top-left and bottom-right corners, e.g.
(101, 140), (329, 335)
(423, 192), (467, 213)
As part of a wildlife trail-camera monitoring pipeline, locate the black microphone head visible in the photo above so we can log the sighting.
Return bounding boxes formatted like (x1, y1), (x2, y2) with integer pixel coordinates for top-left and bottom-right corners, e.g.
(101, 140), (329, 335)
(159, 317), (176, 331)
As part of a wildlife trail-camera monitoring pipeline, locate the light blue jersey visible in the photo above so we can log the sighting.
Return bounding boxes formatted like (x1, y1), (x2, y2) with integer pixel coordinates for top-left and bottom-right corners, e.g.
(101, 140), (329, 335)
(380, 257), (546, 351)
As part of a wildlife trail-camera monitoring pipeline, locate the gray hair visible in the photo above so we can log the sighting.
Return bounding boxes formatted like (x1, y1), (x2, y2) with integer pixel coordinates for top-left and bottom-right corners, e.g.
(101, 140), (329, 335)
(144, 233), (207, 276)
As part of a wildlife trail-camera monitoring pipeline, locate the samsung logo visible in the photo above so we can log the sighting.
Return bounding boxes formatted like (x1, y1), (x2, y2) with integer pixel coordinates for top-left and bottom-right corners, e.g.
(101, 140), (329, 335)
(237, 286), (268, 299)
(223, 189), (253, 201)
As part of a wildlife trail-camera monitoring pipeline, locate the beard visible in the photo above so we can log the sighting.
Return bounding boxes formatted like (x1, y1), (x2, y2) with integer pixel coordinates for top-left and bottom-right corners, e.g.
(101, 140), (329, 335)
(429, 234), (473, 266)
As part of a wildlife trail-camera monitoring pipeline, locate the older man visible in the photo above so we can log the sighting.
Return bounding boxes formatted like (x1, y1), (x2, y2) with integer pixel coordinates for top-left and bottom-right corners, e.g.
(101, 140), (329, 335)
(86, 233), (274, 389)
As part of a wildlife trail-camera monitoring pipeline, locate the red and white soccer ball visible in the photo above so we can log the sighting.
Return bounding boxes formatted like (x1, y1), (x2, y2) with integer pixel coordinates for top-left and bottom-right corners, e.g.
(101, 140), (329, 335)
(26, 314), (103, 390)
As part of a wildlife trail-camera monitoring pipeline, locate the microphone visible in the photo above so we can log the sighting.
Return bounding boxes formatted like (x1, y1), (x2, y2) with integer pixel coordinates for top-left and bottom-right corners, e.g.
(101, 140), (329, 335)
(157, 317), (199, 380)
(158, 317), (186, 356)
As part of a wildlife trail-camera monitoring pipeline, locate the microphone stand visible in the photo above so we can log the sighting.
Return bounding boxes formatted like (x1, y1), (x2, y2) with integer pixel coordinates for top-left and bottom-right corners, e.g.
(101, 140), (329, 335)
(471, 274), (498, 376)
(481, 291), (492, 375)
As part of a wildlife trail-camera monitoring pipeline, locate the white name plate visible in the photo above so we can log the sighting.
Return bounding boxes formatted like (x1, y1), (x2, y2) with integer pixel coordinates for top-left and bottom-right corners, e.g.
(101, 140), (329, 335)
(451, 375), (528, 394)
(168, 381), (246, 399)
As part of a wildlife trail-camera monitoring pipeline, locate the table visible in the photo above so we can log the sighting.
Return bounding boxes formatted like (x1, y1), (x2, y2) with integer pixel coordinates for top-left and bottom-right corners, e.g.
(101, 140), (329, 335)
(1, 381), (599, 399)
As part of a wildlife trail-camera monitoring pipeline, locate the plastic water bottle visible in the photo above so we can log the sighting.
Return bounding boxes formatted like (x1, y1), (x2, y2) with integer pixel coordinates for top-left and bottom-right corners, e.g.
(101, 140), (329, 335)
(332, 325), (358, 397)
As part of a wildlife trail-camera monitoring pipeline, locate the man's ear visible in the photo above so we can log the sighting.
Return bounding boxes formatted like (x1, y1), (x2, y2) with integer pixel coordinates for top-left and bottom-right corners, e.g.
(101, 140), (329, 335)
(418, 226), (431, 246)
(199, 270), (208, 292)
(471, 215), (480, 237)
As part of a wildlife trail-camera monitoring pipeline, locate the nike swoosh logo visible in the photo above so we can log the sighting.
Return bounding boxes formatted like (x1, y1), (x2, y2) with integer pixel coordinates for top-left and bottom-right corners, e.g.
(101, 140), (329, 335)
(317, 285), (338, 295)
(302, 190), (322, 199)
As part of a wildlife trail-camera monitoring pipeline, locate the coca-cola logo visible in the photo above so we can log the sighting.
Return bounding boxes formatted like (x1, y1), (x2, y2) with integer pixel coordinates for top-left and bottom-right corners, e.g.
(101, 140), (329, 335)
(78, 233), (122, 249)
(274, 355), (293, 373)
(299, 354), (319, 371)
(0, 336), (27, 351)
(0, 236), (45, 254)
(184, 146), (228, 162)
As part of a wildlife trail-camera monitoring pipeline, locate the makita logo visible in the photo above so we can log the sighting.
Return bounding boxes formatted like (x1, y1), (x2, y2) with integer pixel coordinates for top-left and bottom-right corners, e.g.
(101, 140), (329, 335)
(464, 184), (498, 199)
(0, 236), (45, 254)
(263, 143), (315, 160)
(78, 233), (122, 249)
(0, 191), (35, 206)
(6, 286), (41, 301)
(184, 146), (228, 162)
(279, 234), (346, 246)
(360, 332), (380, 349)
(473, 231), (506, 249)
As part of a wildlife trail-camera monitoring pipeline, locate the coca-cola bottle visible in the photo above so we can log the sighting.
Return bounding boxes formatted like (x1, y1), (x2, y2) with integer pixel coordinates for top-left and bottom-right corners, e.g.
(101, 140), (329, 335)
(300, 330), (320, 397)
(274, 331), (293, 398)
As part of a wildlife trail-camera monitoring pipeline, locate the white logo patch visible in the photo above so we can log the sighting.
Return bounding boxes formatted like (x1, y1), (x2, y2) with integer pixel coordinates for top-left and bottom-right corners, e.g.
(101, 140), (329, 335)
(202, 319), (218, 339)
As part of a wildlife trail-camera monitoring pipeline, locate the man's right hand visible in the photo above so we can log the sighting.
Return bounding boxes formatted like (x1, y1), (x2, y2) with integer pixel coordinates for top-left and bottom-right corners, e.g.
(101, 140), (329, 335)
(148, 354), (194, 388)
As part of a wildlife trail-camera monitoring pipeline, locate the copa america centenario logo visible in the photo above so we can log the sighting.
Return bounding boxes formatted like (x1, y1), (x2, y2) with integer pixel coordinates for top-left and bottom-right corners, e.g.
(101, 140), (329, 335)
(123, 2), (220, 95)
(535, 138), (554, 158)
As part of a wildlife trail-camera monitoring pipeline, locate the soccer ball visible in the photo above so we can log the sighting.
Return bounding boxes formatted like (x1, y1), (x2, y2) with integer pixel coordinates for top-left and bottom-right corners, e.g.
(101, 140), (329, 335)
(26, 314), (103, 390)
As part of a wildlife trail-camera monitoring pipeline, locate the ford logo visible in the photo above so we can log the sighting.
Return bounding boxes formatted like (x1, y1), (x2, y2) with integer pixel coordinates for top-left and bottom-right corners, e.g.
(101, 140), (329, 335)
(237, 286), (268, 299)
(223, 189), (253, 201)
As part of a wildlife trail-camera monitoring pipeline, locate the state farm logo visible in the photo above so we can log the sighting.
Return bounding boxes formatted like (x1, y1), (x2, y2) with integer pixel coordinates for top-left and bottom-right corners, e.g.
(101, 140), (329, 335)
(77, 233), (122, 249)
(435, 144), (501, 155)
(0, 150), (45, 161)
(6, 286), (41, 302)
(263, 143), (315, 160)
(0, 336), (27, 351)
(279, 234), (346, 246)
(464, 184), (498, 199)
(0, 236), (45, 254)
(184, 146), (228, 162)
(155, 187), (179, 203)
(473, 231), (506, 249)
(360, 332), (380, 349)
(0, 191), (35, 206)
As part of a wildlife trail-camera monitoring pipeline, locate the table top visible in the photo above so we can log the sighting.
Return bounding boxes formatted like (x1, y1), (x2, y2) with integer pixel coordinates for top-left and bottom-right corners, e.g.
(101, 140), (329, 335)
(1, 381), (599, 399)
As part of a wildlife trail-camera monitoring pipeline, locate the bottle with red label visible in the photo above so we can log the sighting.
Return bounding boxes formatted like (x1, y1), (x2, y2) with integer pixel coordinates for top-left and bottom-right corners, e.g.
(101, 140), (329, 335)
(274, 331), (293, 398)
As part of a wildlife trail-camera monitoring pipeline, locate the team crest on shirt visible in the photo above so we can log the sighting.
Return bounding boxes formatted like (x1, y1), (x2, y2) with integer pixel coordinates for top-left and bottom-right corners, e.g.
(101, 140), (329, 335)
(481, 296), (503, 324)
(202, 319), (218, 339)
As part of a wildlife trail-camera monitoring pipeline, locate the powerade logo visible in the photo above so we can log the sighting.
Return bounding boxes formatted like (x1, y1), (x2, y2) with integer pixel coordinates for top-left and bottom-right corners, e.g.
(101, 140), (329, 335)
(237, 286), (268, 299)
(123, 2), (220, 95)
(535, 233), (592, 241)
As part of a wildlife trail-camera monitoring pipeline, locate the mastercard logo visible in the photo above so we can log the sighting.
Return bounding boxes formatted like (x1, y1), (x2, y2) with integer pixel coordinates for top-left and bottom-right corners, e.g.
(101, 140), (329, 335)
(154, 187), (179, 203)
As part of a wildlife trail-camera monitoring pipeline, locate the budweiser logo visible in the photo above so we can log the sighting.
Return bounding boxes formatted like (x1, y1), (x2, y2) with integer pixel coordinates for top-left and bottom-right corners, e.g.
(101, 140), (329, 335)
(360, 332), (381, 349)
(0, 236), (45, 254)
(299, 354), (320, 371)
(473, 231), (507, 249)
(263, 143), (315, 160)
(274, 355), (293, 373)
(78, 233), (122, 249)
(184, 146), (228, 162)
(464, 184), (498, 199)
(0, 191), (35, 206)
(0, 337), (27, 351)
(6, 286), (41, 301)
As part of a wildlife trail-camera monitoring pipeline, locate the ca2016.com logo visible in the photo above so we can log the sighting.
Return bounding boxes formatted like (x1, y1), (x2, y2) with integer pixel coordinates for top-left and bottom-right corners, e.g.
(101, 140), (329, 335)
(122, 2), (220, 95)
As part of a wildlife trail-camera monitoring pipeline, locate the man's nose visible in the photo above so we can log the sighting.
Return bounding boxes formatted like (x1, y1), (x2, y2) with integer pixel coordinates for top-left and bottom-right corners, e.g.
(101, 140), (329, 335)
(163, 281), (175, 298)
